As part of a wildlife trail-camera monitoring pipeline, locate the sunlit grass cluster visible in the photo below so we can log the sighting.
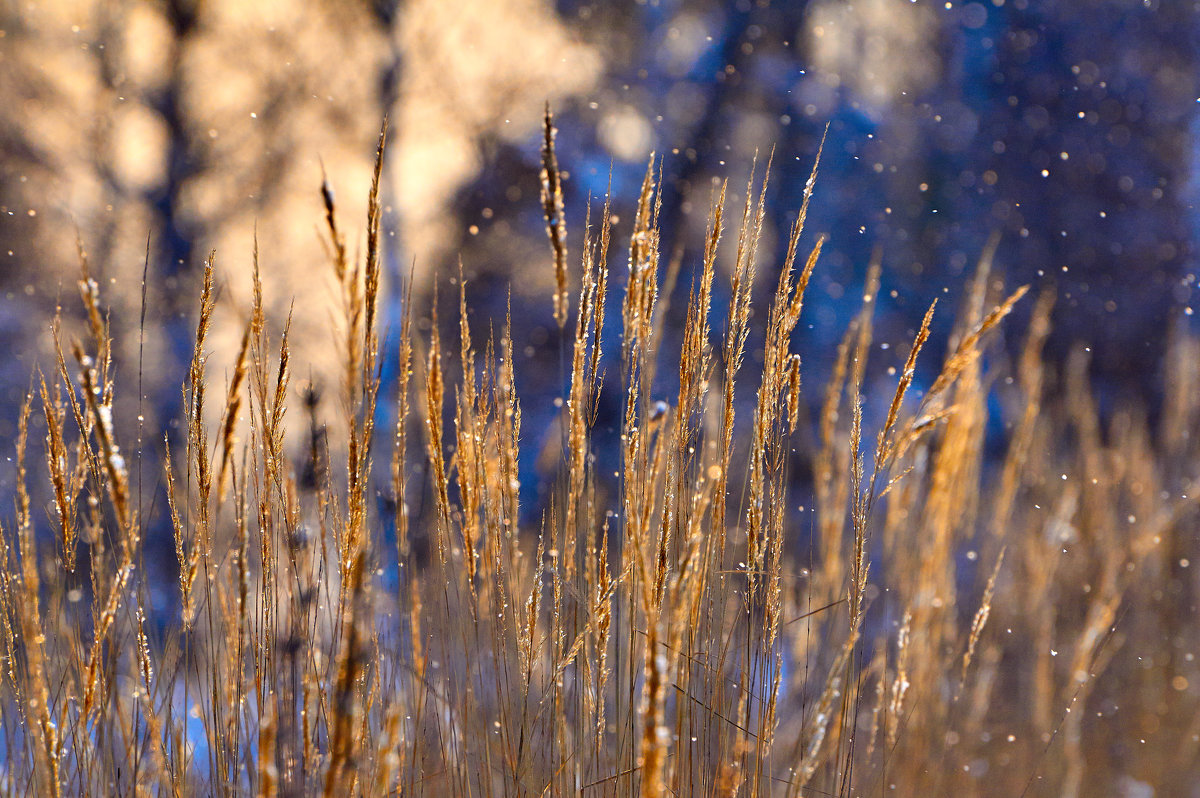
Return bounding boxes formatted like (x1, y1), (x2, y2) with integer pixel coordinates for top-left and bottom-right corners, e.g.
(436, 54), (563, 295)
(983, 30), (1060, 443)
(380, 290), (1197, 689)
(2, 113), (1198, 797)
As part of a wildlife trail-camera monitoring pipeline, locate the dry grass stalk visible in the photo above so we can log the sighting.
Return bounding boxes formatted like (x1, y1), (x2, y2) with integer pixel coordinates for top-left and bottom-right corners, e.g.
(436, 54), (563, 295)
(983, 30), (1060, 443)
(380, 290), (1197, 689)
(541, 103), (569, 329)
(217, 320), (253, 503)
(962, 547), (1005, 684)
(324, 548), (370, 796)
(37, 371), (77, 571)
(11, 398), (61, 798)
(424, 287), (451, 565)
(392, 270), (415, 560)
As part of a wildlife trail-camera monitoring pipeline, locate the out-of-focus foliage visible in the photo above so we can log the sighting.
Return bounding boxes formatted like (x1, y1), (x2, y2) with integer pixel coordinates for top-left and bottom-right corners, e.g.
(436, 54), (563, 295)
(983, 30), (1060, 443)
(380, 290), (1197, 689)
(0, 0), (597, 434)
(456, 0), (1199, 397)
(2, 0), (1198, 420)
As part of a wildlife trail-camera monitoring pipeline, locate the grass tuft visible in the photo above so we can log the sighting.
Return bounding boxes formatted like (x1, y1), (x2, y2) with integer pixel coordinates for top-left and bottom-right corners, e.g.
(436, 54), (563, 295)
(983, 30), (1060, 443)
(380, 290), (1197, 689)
(0, 120), (1197, 798)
